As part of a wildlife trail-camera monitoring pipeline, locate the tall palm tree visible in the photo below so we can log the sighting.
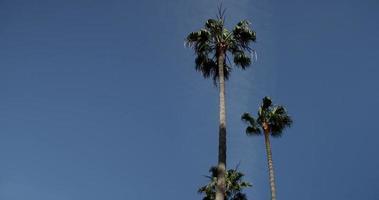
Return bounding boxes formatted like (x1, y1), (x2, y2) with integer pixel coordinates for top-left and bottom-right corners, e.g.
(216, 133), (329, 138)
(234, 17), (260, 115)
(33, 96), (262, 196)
(241, 97), (292, 200)
(198, 166), (252, 200)
(186, 8), (256, 200)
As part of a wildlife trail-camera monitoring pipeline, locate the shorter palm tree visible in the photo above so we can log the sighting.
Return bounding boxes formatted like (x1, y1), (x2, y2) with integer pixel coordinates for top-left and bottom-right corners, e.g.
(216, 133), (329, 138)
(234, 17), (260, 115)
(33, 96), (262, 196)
(198, 166), (252, 200)
(241, 96), (292, 200)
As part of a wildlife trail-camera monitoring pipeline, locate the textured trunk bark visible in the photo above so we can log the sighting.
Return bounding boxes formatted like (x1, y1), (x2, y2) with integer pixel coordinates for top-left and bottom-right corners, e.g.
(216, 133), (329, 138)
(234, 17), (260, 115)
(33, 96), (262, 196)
(264, 127), (277, 200)
(216, 48), (226, 200)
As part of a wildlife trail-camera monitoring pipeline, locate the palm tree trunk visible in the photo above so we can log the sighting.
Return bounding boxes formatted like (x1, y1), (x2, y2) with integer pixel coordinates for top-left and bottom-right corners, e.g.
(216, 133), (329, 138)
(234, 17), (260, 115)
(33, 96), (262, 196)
(216, 48), (226, 200)
(264, 129), (277, 200)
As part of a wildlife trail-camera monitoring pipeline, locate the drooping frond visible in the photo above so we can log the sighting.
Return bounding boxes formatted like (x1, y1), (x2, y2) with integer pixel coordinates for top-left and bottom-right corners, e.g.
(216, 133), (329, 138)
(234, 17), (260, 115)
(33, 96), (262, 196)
(199, 166), (252, 200)
(225, 20), (256, 69)
(245, 126), (261, 135)
(186, 28), (217, 82)
(232, 20), (256, 49)
(211, 61), (230, 84)
(233, 51), (251, 69)
(241, 112), (262, 135)
(195, 54), (217, 78)
(186, 19), (223, 84)
(269, 105), (293, 137)
(194, 54), (230, 85)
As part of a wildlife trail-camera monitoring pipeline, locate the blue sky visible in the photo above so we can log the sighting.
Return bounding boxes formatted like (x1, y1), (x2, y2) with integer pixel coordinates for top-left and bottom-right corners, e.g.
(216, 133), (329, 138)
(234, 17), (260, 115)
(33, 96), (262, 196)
(1, 0), (379, 199)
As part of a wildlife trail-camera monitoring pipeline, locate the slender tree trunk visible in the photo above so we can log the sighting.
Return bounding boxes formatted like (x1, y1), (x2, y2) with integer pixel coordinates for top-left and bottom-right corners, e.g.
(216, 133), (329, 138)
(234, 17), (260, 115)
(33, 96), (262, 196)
(216, 48), (226, 200)
(264, 127), (277, 200)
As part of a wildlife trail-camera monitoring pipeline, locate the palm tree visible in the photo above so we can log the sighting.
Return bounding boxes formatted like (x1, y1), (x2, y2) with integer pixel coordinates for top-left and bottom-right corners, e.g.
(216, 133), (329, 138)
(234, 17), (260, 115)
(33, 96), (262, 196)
(198, 166), (252, 200)
(241, 97), (292, 200)
(186, 7), (256, 200)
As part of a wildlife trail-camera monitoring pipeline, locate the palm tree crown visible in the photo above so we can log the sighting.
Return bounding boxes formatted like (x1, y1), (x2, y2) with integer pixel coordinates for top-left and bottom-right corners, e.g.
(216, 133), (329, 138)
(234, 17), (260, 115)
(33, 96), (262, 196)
(186, 12), (256, 84)
(241, 96), (292, 137)
(198, 166), (252, 200)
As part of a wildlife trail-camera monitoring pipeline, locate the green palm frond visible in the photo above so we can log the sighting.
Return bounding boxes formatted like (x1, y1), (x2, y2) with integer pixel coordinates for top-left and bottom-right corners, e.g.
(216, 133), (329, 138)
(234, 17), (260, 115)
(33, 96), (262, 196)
(199, 166), (251, 200)
(227, 20), (255, 69)
(205, 19), (224, 40)
(262, 96), (272, 109)
(241, 113), (261, 135)
(269, 105), (293, 137)
(241, 112), (253, 123)
(195, 54), (217, 79)
(232, 20), (256, 49)
(256, 96), (272, 124)
(212, 61), (230, 83)
(194, 54), (230, 85)
(186, 29), (211, 44)
(233, 51), (251, 69)
(245, 126), (261, 135)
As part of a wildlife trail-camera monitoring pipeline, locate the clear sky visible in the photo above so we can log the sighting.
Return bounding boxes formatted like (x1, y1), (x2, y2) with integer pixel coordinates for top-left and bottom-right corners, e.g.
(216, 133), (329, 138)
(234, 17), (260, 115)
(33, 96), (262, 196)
(1, 0), (378, 199)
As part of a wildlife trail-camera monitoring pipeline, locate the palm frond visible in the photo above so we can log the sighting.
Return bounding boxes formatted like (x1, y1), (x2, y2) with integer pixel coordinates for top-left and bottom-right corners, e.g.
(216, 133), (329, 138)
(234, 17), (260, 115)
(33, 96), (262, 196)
(186, 29), (213, 55)
(195, 54), (217, 79)
(269, 105), (293, 137)
(186, 29), (211, 47)
(233, 51), (251, 69)
(241, 112), (262, 136)
(205, 19), (224, 41)
(241, 112), (252, 122)
(262, 96), (272, 109)
(199, 166), (252, 200)
(193, 53), (230, 86)
(217, 3), (227, 22)
(226, 20), (256, 70)
(246, 126), (261, 135)
(232, 20), (256, 49)
(241, 113), (255, 126)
